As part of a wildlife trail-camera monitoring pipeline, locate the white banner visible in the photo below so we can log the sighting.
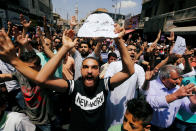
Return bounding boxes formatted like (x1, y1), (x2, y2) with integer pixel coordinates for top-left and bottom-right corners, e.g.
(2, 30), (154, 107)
(78, 13), (118, 38)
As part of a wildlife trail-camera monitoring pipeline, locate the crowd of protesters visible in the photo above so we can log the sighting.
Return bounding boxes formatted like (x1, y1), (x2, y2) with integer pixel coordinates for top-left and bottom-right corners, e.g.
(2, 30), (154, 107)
(0, 14), (195, 131)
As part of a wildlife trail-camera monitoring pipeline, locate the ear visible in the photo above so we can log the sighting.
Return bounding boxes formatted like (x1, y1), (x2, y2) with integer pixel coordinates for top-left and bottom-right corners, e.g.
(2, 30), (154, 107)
(144, 125), (151, 131)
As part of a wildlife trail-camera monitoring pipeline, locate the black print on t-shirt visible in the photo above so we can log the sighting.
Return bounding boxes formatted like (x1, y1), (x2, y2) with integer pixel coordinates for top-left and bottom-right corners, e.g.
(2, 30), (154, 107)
(75, 91), (105, 110)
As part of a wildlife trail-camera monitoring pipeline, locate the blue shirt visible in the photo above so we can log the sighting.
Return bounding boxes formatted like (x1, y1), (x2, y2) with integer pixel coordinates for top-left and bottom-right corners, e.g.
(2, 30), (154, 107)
(146, 77), (191, 128)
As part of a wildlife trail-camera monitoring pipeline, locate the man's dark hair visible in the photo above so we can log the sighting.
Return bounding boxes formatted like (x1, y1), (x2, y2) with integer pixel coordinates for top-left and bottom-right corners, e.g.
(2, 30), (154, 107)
(82, 57), (100, 66)
(108, 52), (117, 60)
(79, 40), (91, 48)
(126, 99), (153, 127)
(19, 51), (41, 66)
(101, 44), (107, 48)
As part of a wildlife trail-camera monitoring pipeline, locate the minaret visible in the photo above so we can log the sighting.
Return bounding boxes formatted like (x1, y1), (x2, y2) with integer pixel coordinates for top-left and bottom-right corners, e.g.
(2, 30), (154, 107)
(74, 2), (79, 31)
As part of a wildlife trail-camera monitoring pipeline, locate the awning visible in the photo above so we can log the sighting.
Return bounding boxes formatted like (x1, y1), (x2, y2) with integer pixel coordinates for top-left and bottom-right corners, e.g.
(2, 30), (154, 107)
(169, 26), (196, 32)
(125, 29), (135, 34)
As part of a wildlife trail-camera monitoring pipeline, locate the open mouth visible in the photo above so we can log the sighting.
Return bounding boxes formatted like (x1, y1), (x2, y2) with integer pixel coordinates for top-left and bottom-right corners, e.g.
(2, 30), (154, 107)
(130, 54), (135, 59)
(85, 76), (95, 86)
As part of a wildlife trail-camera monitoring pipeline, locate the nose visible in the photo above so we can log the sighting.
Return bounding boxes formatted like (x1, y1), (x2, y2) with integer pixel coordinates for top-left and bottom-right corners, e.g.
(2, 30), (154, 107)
(87, 68), (92, 74)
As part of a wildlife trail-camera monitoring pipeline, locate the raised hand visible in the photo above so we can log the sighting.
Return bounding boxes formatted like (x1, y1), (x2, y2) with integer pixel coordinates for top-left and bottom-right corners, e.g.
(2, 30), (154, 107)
(114, 23), (125, 38)
(7, 21), (12, 30)
(7, 21), (12, 35)
(43, 16), (47, 27)
(62, 29), (76, 49)
(0, 29), (16, 63)
(20, 14), (31, 28)
(114, 23), (123, 34)
(167, 32), (174, 41)
(70, 16), (77, 29)
(174, 84), (195, 99)
(157, 30), (161, 39)
(36, 26), (42, 37)
(12, 26), (20, 38)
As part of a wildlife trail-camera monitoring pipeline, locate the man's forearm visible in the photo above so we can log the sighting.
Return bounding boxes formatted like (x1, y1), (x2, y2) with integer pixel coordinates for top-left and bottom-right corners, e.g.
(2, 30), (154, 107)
(118, 38), (134, 75)
(166, 93), (178, 103)
(155, 56), (169, 70)
(10, 57), (39, 82)
(0, 74), (13, 83)
(141, 80), (150, 90)
(94, 41), (102, 57)
(183, 57), (192, 74)
(35, 45), (70, 83)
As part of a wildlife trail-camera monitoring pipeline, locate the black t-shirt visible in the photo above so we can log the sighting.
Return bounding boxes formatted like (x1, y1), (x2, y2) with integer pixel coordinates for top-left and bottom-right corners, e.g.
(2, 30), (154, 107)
(67, 78), (110, 131)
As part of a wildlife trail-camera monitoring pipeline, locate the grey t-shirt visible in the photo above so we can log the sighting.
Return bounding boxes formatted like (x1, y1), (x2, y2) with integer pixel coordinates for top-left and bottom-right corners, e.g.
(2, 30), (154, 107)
(13, 71), (53, 125)
(73, 50), (96, 80)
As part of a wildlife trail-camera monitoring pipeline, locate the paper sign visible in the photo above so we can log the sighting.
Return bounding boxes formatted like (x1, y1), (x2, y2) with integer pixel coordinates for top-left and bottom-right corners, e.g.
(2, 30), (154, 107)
(172, 36), (186, 55)
(77, 13), (118, 38)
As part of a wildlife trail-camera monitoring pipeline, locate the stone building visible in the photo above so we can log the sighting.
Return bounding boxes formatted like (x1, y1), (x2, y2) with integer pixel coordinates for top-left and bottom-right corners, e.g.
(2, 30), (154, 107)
(0, 0), (53, 28)
(139, 0), (196, 46)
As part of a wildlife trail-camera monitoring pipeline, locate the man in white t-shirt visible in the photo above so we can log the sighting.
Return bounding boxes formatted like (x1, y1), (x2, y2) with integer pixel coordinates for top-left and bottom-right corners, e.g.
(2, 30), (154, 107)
(104, 43), (146, 129)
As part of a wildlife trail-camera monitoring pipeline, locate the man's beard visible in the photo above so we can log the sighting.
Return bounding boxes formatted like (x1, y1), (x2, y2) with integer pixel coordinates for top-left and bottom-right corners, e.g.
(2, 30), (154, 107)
(81, 51), (89, 57)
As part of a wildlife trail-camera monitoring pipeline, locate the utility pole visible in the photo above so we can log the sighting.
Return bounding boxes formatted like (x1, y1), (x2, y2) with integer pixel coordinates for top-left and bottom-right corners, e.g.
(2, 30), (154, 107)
(112, 0), (118, 21)
(119, 0), (121, 14)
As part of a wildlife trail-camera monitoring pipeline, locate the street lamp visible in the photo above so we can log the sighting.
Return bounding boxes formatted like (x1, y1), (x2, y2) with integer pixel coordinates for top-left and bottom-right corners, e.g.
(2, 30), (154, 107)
(112, 0), (117, 21)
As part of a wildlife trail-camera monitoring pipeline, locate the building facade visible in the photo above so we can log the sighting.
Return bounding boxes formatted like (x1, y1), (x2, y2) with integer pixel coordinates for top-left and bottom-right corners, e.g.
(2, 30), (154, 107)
(0, 0), (53, 29)
(139, 0), (196, 46)
(124, 14), (140, 30)
(140, 0), (196, 34)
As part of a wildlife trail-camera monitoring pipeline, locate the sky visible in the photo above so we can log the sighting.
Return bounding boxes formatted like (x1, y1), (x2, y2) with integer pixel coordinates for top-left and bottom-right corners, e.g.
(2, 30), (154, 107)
(52, 0), (142, 20)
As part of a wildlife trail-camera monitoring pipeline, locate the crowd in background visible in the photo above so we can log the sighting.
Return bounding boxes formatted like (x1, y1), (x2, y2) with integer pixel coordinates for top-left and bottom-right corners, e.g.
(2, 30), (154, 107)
(0, 14), (195, 131)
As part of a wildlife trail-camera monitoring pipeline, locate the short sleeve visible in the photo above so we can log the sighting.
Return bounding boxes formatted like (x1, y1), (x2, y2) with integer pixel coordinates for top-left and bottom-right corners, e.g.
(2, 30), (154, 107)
(104, 77), (111, 91)
(88, 51), (98, 59)
(67, 80), (75, 95)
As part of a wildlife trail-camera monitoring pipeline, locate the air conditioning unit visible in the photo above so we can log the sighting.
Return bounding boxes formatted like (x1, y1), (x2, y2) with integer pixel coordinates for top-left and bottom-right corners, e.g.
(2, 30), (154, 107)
(145, 17), (149, 21)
